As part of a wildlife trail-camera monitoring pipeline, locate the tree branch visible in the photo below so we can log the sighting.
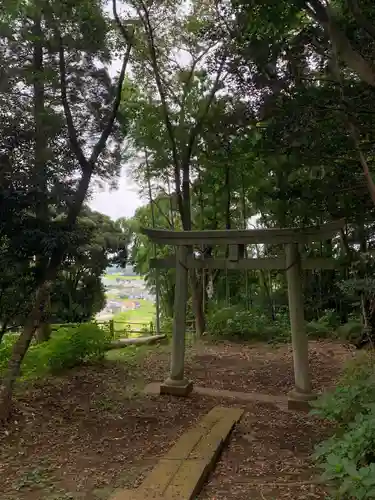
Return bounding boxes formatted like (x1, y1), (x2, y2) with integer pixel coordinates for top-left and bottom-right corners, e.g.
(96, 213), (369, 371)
(348, 121), (375, 206)
(177, 43), (216, 132)
(57, 20), (133, 222)
(347, 0), (375, 40)
(113, 0), (133, 44)
(305, 0), (375, 86)
(58, 7), (133, 171)
(89, 44), (131, 166)
(131, 0), (185, 224)
(184, 54), (227, 167)
(58, 34), (88, 169)
(136, 0), (180, 174)
(326, 2), (375, 208)
(151, 199), (173, 228)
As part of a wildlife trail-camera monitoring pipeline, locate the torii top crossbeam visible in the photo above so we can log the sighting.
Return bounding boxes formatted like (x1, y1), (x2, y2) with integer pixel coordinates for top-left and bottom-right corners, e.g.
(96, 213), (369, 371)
(141, 219), (345, 246)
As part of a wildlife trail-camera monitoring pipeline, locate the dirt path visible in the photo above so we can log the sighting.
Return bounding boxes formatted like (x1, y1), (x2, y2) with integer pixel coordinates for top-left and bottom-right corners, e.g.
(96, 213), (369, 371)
(199, 402), (332, 499)
(0, 340), (353, 500)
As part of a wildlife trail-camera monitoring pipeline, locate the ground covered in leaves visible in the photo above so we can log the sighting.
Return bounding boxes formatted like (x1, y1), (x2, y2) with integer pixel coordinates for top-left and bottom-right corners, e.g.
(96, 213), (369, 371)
(0, 339), (354, 500)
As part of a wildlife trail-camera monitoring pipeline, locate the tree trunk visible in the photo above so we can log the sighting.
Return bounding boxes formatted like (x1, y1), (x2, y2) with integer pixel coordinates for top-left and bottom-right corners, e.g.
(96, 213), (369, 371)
(32, 13), (52, 341)
(0, 281), (51, 422)
(35, 323), (51, 343)
(356, 294), (375, 348)
(0, 27), (131, 421)
(179, 161), (206, 337)
(0, 321), (9, 344)
(306, 0), (375, 86)
(191, 274), (205, 336)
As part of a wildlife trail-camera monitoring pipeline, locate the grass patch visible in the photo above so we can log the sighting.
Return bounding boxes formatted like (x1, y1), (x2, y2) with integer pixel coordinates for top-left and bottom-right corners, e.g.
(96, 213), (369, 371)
(104, 273), (142, 281)
(106, 343), (170, 369)
(105, 344), (154, 364)
(114, 299), (155, 327)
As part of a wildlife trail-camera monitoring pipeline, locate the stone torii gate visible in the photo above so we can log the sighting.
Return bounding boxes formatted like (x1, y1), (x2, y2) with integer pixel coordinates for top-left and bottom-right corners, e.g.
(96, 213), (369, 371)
(142, 219), (344, 409)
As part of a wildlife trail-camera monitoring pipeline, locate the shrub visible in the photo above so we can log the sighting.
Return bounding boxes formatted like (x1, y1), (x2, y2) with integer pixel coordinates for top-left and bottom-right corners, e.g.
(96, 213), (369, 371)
(306, 320), (331, 338)
(313, 413), (375, 499)
(318, 309), (341, 328)
(336, 321), (363, 343)
(311, 375), (375, 425)
(0, 323), (110, 379)
(48, 323), (110, 373)
(0, 337), (14, 373)
(206, 305), (290, 343)
(312, 353), (375, 498)
(160, 316), (173, 337)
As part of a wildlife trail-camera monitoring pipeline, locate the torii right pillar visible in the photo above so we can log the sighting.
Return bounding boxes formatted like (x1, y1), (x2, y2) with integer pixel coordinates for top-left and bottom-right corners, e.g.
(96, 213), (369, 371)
(285, 242), (316, 411)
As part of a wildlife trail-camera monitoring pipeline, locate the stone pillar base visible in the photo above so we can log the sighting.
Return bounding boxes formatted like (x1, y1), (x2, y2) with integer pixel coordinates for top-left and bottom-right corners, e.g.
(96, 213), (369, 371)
(287, 389), (317, 412)
(160, 378), (193, 397)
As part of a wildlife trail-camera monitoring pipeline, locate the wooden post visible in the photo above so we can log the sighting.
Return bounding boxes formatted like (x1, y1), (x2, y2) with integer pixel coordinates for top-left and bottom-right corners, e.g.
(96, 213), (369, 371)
(155, 270), (161, 334)
(286, 243), (315, 410)
(160, 245), (193, 396)
(109, 319), (115, 339)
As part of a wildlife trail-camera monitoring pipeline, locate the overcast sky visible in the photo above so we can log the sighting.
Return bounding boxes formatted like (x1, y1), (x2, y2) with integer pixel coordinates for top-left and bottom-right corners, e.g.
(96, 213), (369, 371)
(89, 3), (142, 221)
(89, 57), (142, 220)
(90, 172), (142, 220)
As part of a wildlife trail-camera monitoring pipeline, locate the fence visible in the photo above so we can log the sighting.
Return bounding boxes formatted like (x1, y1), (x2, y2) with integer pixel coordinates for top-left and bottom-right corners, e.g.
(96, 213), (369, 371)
(5, 319), (196, 340)
(103, 318), (196, 339)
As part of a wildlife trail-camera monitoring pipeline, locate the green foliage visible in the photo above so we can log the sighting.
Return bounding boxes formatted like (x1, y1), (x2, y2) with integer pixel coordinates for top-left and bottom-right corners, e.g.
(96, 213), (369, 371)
(319, 310), (342, 329)
(206, 305), (290, 342)
(341, 353), (375, 385)
(336, 321), (364, 343)
(306, 311), (341, 338)
(312, 354), (375, 498)
(305, 320), (331, 338)
(311, 376), (375, 426)
(0, 324), (110, 378)
(314, 413), (375, 499)
(0, 0), (129, 344)
(160, 316), (173, 337)
(43, 324), (110, 373)
(0, 338), (14, 374)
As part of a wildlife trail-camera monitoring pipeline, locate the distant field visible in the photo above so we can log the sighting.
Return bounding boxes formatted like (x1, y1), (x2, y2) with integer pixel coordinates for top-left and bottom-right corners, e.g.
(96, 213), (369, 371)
(104, 273), (142, 281)
(113, 299), (155, 330)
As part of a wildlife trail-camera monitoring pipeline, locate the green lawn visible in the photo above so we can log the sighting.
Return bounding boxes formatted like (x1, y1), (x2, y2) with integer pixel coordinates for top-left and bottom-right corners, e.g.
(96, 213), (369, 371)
(113, 299), (156, 335)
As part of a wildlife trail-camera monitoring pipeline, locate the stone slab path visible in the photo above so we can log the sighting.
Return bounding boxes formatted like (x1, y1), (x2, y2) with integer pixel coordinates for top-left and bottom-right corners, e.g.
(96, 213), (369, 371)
(110, 406), (244, 500)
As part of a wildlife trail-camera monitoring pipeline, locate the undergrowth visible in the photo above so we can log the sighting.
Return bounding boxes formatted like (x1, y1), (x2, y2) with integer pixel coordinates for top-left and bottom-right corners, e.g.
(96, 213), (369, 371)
(0, 323), (110, 379)
(311, 351), (375, 499)
(205, 305), (345, 343)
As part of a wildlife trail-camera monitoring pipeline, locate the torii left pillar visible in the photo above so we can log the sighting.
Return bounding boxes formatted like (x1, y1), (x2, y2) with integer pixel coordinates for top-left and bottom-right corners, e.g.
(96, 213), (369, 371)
(160, 245), (193, 396)
(286, 242), (316, 410)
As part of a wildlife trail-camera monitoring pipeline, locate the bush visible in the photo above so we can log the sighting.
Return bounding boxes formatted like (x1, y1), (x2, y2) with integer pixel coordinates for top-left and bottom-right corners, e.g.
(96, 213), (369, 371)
(0, 323), (110, 379)
(160, 316), (173, 337)
(336, 321), (363, 343)
(306, 320), (331, 338)
(318, 309), (341, 329)
(312, 353), (375, 498)
(206, 305), (290, 342)
(314, 413), (375, 499)
(311, 375), (375, 425)
(0, 337), (14, 373)
(45, 323), (110, 373)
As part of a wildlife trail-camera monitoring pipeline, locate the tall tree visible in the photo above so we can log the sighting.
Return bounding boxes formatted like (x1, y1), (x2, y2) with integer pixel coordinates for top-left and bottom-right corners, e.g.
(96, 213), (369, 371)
(0, 0), (134, 420)
(118, 0), (230, 334)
